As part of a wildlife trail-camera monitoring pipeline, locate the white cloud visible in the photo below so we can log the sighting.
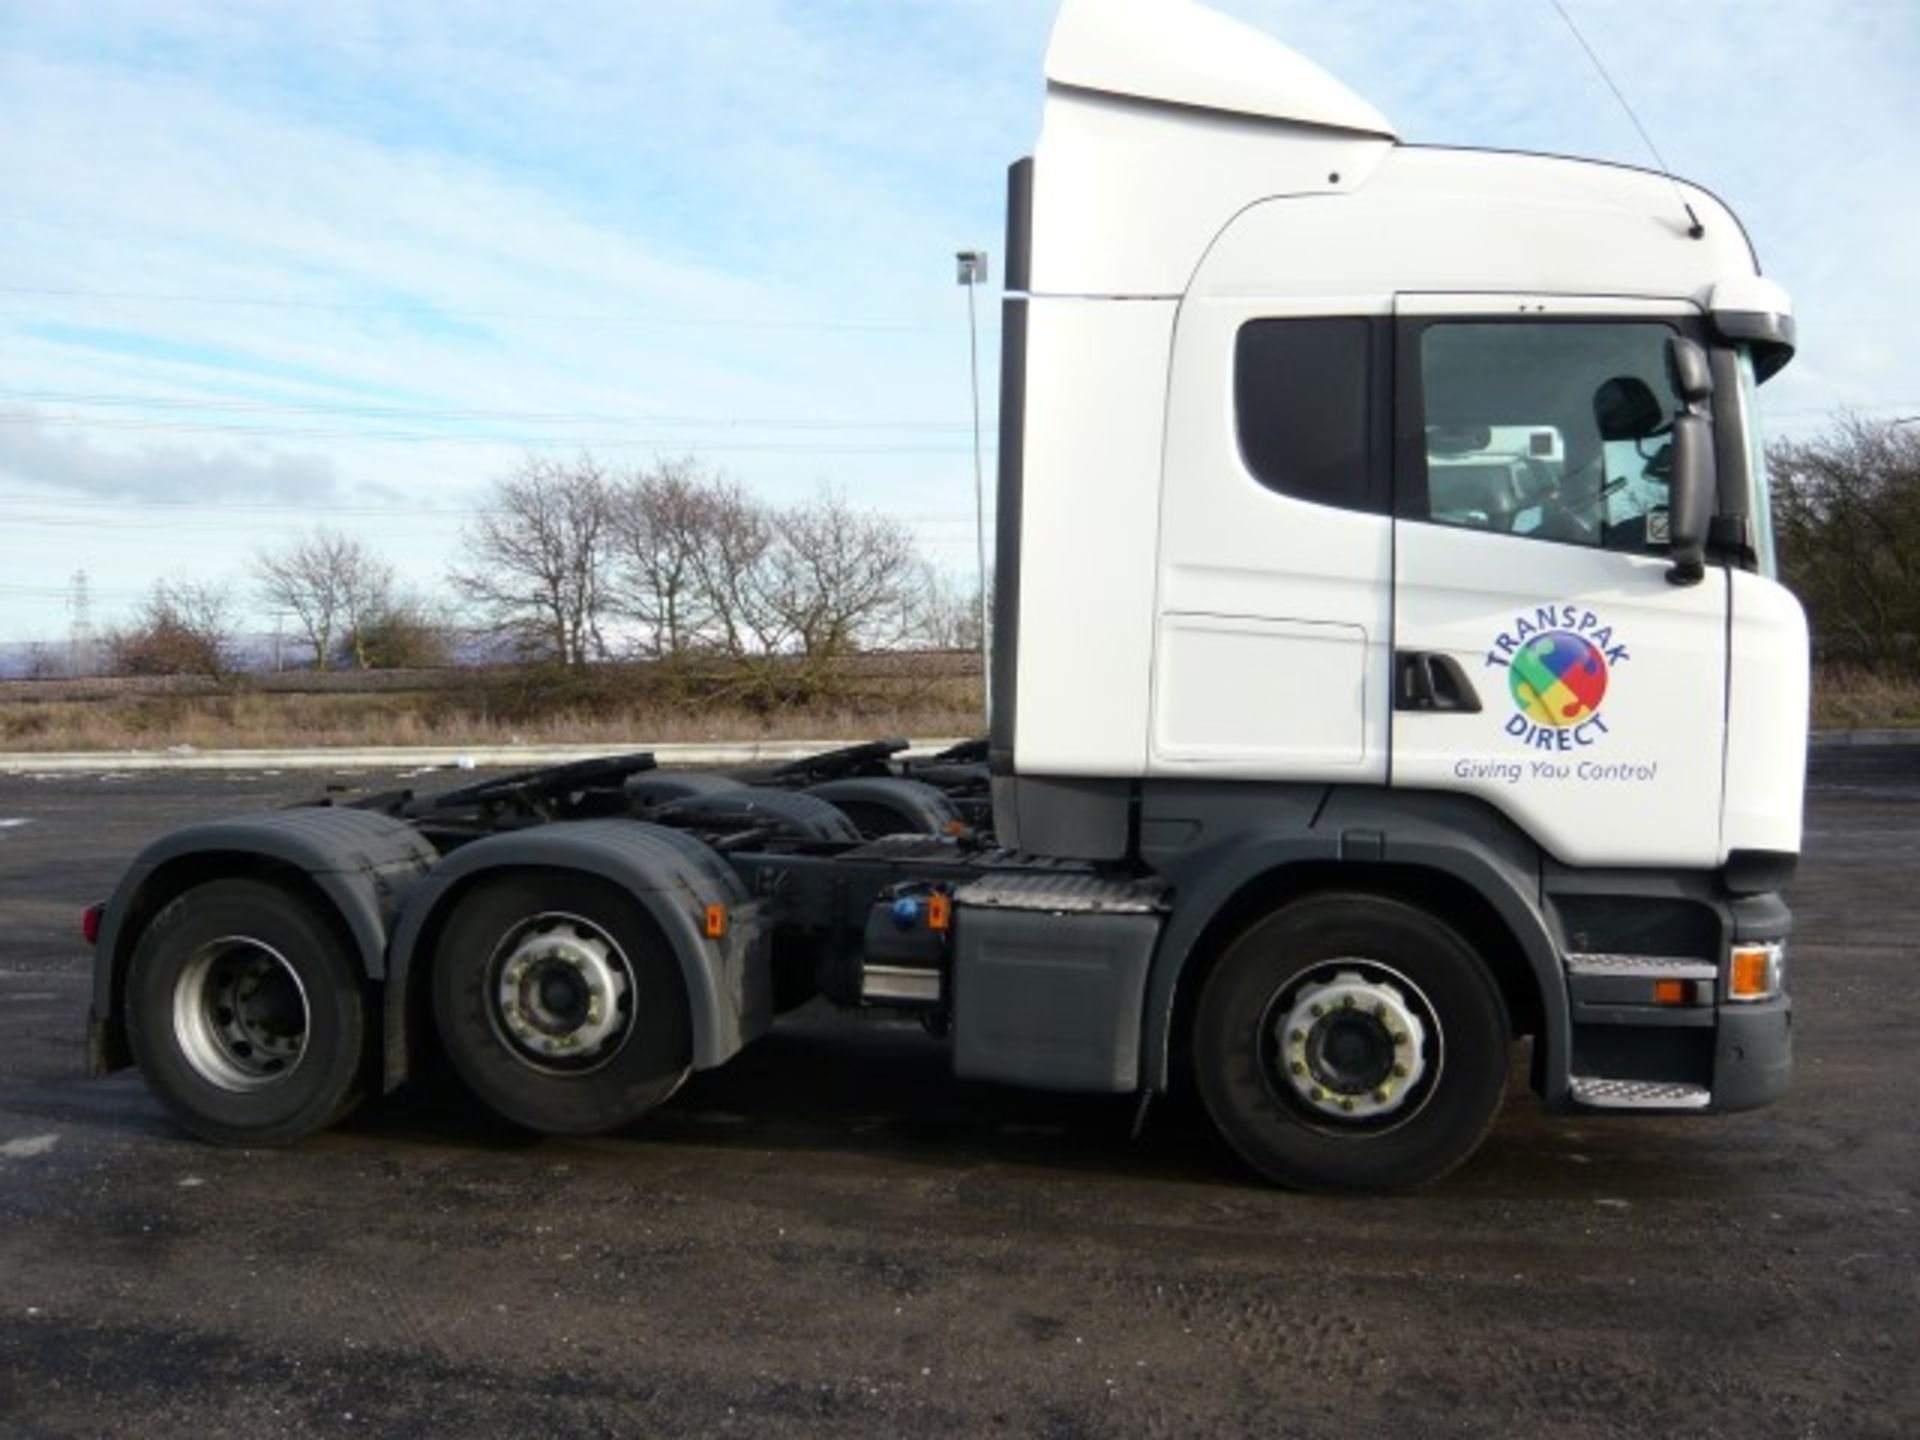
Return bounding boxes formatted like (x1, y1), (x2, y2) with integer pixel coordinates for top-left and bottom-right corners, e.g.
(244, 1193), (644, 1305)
(0, 405), (339, 503)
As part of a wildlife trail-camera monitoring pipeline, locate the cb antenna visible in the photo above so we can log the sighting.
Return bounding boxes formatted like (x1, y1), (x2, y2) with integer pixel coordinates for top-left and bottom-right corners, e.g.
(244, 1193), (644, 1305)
(1544, 0), (1705, 239)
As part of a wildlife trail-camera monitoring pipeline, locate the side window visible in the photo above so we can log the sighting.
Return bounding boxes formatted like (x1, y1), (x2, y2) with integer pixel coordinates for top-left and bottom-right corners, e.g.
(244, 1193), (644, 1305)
(1235, 317), (1381, 514)
(1413, 321), (1683, 553)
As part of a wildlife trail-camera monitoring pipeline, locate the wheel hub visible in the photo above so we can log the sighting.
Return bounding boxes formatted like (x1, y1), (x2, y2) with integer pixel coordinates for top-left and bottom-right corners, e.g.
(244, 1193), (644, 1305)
(492, 919), (632, 1066)
(173, 938), (310, 1093)
(1274, 969), (1429, 1122)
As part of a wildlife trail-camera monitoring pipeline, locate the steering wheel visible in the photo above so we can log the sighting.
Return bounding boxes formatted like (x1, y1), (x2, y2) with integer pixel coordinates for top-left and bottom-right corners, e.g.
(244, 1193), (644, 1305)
(1527, 450), (1606, 545)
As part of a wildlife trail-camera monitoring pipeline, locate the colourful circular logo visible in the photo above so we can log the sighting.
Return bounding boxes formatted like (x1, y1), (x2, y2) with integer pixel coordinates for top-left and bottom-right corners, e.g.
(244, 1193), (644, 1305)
(1509, 630), (1609, 729)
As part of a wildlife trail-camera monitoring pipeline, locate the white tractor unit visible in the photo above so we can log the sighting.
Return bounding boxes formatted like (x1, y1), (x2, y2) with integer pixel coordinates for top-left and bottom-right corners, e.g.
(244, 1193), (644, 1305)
(85, 0), (1807, 1191)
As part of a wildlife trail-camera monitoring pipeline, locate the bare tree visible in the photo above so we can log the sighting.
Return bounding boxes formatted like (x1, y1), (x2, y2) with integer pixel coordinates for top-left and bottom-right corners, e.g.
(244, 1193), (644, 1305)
(687, 477), (786, 664)
(108, 580), (238, 682)
(769, 489), (922, 656)
(908, 562), (987, 651)
(608, 458), (720, 661)
(451, 456), (616, 668)
(254, 528), (394, 671)
(761, 488), (923, 696)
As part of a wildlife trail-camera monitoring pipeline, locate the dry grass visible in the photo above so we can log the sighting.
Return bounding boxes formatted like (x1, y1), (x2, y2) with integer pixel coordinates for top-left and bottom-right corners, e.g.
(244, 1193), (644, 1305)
(0, 665), (984, 752)
(1809, 665), (1920, 732)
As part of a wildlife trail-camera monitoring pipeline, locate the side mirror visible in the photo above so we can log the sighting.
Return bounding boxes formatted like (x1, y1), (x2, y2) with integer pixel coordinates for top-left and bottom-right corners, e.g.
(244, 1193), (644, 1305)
(1664, 336), (1715, 586)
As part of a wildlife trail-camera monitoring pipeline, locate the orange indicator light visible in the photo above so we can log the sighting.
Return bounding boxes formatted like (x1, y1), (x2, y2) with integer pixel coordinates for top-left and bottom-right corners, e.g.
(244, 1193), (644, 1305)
(704, 904), (728, 940)
(1730, 949), (1769, 998)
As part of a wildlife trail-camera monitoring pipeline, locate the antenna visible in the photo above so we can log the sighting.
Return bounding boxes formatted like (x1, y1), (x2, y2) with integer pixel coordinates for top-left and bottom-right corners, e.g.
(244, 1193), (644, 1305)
(1544, 0), (1705, 239)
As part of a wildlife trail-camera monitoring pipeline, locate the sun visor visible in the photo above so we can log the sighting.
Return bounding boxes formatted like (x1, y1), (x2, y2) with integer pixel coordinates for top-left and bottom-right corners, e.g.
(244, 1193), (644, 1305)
(1708, 275), (1795, 380)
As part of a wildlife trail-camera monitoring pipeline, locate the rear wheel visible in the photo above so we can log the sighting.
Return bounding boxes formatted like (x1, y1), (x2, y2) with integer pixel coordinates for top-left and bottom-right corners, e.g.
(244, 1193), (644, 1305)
(431, 873), (690, 1135)
(1192, 893), (1510, 1192)
(125, 877), (372, 1146)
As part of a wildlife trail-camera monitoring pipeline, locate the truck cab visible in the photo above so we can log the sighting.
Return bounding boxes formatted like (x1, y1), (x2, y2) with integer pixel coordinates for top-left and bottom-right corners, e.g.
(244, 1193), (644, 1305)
(988, 0), (1805, 1164)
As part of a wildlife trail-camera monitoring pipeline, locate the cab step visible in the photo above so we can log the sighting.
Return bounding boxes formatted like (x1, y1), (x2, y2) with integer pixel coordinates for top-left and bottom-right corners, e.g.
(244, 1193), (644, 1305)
(1568, 1076), (1712, 1110)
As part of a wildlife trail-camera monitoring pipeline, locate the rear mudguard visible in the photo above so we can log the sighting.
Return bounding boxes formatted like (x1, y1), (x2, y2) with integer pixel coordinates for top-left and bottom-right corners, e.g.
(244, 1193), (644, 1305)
(382, 820), (771, 1090)
(89, 807), (439, 1074)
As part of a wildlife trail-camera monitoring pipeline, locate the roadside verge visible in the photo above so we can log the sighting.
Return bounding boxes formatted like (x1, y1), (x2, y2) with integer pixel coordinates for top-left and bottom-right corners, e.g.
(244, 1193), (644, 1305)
(0, 739), (972, 775)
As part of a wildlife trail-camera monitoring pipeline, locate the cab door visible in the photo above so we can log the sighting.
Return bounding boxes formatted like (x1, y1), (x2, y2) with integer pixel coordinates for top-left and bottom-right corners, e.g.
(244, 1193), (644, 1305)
(1389, 295), (1728, 868)
(1148, 299), (1394, 782)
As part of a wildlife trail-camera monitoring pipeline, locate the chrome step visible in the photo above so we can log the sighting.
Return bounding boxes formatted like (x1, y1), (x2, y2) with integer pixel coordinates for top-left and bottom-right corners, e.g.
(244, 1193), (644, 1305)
(1564, 953), (1718, 981)
(1569, 1075), (1712, 1110)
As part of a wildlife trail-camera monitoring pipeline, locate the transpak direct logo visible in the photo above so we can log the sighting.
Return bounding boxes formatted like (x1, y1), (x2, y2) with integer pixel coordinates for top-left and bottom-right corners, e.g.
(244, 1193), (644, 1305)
(1485, 605), (1629, 751)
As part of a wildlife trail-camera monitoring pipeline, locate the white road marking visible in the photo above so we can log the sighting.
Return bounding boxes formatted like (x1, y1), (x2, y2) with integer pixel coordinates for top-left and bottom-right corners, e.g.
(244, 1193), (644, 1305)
(0, 1134), (60, 1159)
(0, 818), (31, 830)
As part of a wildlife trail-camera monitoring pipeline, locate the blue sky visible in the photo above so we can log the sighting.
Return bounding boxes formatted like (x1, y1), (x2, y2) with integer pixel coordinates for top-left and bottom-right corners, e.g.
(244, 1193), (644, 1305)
(2, 0), (1916, 643)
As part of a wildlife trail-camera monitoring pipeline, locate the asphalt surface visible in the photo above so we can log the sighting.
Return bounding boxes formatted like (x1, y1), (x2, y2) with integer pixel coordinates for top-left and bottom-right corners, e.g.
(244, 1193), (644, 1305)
(0, 753), (1914, 1438)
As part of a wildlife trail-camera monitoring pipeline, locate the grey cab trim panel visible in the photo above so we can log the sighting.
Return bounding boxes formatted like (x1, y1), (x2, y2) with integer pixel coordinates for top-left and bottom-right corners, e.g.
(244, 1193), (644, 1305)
(1133, 781), (1573, 1103)
(992, 774), (1131, 862)
(91, 807), (438, 1030)
(1003, 156), (1034, 295)
(382, 820), (770, 1090)
(989, 294), (1028, 778)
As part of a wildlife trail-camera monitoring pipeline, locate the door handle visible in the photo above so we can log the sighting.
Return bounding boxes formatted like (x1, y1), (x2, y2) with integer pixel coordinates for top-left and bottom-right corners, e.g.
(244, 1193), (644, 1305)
(1394, 651), (1482, 713)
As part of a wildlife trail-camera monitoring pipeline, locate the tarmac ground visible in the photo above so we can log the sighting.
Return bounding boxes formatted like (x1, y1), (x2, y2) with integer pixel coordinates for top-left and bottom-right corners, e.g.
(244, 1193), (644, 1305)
(0, 750), (1915, 1437)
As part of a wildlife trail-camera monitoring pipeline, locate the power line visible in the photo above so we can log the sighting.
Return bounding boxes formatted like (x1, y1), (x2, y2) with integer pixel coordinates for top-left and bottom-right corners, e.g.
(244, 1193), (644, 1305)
(0, 283), (963, 333)
(0, 388), (985, 434)
(0, 411), (978, 454)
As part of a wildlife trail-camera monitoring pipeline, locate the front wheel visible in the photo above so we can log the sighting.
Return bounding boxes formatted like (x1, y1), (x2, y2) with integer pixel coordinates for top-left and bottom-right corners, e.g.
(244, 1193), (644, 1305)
(124, 877), (373, 1146)
(431, 873), (691, 1135)
(1192, 894), (1510, 1192)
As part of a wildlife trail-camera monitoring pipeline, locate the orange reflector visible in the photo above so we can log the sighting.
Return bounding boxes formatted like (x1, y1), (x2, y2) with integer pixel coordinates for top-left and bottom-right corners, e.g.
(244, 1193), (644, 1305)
(926, 892), (951, 932)
(1652, 979), (1690, 1006)
(1730, 948), (1770, 998)
(703, 904), (728, 940)
(944, 820), (967, 837)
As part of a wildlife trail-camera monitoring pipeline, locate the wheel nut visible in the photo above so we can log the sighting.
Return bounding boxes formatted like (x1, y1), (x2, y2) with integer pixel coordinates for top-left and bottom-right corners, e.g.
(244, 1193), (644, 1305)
(1341, 995), (1355, 1009)
(1340, 1098), (1354, 1112)
(1392, 1031), (1409, 1045)
(1289, 1028), (1305, 1044)
(1392, 1062), (1408, 1078)
(1290, 1060), (1306, 1076)
(1310, 1003), (1324, 1018)
(1372, 1087), (1391, 1103)
(1373, 1002), (1387, 1019)
(1310, 1086), (1326, 1102)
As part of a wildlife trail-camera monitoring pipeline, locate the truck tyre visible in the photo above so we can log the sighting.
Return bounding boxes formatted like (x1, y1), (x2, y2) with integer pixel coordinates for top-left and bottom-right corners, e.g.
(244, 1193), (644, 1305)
(431, 873), (691, 1135)
(1192, 893), (1509, 1192)
(124, 877), (373, 1146)
(801, 778), (962, 839)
